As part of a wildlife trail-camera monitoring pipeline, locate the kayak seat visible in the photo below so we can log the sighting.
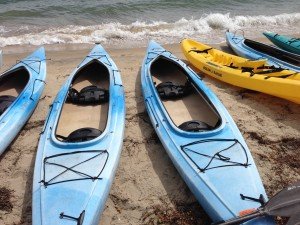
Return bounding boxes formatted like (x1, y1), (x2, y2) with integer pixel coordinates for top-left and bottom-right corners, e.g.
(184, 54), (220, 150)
(222, 55), (230, 65)
(178, 120), (213, 132)
(212, 52), (221, 64)
(0, 95), (17, 116)
(212, 52), (234, 67)
(214, 53), (225, 65)
(235, 59), (267, 70)
(67, 85), (109, 105)
(156, 81), (192, 100)
(56, 127), (102, 142)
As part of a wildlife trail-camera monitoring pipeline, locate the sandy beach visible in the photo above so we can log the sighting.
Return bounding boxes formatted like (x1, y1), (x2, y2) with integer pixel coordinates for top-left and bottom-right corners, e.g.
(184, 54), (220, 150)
(0, 42), (299, 225)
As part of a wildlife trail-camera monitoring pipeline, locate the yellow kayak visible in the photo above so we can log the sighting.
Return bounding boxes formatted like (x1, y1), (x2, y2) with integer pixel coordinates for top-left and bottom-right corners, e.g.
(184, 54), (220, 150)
(181, 39), (300, 104)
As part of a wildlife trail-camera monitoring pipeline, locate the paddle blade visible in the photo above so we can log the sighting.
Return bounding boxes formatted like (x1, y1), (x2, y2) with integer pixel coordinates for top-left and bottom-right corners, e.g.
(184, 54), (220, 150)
(286, 214), (300, 225)
(266, 181), (300, 217)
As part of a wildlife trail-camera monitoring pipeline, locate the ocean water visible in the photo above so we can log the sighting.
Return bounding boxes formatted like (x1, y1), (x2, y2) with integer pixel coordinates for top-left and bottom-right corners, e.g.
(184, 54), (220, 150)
(0, 0), (299, 47)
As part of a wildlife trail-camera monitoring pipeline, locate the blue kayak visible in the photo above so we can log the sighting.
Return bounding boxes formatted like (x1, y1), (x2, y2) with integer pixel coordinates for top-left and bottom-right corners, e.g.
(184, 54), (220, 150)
(226, 31), (300, 72)
(0, 47), (46, 155)
(32, 45), (125, 225)
(263, 32), (300, 55)
(141, 40), (274, 224)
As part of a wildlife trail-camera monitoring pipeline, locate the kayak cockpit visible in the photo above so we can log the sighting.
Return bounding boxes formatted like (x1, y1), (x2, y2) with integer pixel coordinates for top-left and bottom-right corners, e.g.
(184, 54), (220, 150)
(55, 60), (110, 142)
(244, 39), (300, 66)
(0, 67), (30, 116)
(150, 56), (221, 132)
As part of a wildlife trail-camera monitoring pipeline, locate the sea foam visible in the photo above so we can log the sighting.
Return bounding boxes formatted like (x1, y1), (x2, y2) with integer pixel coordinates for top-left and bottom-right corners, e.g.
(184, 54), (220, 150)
(0, 13), (299, 47)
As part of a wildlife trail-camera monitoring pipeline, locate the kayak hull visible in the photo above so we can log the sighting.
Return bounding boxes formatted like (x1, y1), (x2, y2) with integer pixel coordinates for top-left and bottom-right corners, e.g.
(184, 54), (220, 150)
(32, 45), (125, 225)
(141, 40), (274, 224)
(226, 31), (300, 72)
(263, 32), (300, 55)
(0, 47), (46, 155)
(181, 38), (300, 104)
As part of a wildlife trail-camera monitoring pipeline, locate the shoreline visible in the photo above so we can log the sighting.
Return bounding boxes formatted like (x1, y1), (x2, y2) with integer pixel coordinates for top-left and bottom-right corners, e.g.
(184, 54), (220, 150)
(0, 42), (299, 225)
(1, 33), (299, 56)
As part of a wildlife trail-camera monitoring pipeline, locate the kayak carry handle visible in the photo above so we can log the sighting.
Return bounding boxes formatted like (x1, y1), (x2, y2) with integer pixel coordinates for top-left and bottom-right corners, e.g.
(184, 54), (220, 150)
(233, 29), (245, 39)
(60, 210), (85, 225)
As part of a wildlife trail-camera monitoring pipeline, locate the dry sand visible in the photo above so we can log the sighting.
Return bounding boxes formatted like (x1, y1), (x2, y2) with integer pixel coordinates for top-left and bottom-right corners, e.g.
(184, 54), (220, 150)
(0, 42), (299, 225)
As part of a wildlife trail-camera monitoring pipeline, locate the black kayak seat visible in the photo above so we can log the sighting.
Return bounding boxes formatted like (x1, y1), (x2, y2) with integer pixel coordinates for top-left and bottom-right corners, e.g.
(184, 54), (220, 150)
(156, 81), (192, 100)
(178, 120), (213, 132)
(67, 85), (109, 105)
(0, 95), (17, 116)
(57, 127), (102, 143)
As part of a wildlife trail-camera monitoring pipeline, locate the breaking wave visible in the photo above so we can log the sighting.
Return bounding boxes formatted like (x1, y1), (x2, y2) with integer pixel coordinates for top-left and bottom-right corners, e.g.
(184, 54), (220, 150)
(0, 12), (299, 47)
